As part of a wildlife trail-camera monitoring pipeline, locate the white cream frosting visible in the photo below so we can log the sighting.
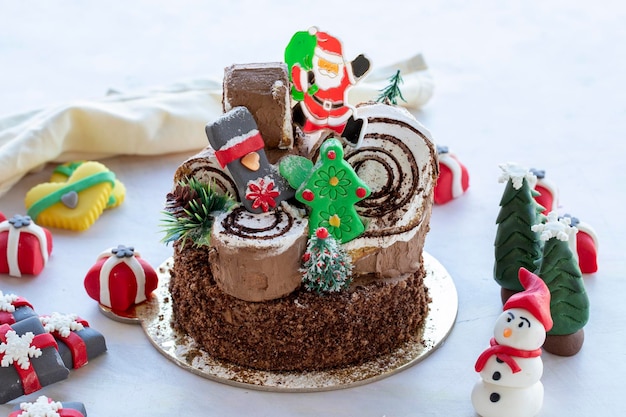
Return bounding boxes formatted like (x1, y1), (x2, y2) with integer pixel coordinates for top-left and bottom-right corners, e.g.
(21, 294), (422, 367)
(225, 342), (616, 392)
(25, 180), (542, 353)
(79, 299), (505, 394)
(211, 202), (308, 255)
(344, 103), (436, 251)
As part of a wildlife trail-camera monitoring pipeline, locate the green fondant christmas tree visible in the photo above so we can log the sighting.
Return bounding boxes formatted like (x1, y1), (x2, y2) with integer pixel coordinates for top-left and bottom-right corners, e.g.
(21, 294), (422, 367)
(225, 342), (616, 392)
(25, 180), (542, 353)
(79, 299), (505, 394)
(289, 138), (370, 243)
(494, 163), (545, 292)
(301, 227), (353, 293)
(532, 212), (590, 336)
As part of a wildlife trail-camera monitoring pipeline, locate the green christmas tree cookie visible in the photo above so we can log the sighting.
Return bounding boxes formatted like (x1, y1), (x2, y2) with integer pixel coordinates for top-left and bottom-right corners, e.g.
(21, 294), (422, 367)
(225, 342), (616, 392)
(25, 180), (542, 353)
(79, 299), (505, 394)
(287, 138), (370, 243)
(494, 163), (545, 296)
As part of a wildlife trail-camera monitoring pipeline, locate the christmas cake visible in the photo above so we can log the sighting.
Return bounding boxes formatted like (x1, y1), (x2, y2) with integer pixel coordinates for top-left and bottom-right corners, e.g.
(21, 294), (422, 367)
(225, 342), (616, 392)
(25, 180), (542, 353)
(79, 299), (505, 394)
(164, 29), (439, 372)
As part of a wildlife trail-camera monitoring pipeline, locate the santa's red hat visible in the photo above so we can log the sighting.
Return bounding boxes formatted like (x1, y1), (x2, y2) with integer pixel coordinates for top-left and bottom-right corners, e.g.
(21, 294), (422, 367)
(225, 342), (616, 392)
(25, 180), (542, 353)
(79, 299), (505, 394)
(310, 27), (343, 64)
(504, 268), (553, 331)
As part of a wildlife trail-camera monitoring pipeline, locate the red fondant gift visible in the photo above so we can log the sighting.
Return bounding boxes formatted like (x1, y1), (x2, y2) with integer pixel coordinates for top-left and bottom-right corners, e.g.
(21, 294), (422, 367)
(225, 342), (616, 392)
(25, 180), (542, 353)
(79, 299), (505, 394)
(84, 245), (158, 312)
(0, 214), (53, 277)
(563, 215), (599, 274)
(530, 168), (558, 214)
(434, 146), (469, 205)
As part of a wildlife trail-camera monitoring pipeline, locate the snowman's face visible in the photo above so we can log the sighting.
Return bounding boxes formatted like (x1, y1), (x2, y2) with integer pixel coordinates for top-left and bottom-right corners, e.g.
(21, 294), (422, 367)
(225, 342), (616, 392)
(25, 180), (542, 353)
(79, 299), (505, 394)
(493, 308), (546, 350)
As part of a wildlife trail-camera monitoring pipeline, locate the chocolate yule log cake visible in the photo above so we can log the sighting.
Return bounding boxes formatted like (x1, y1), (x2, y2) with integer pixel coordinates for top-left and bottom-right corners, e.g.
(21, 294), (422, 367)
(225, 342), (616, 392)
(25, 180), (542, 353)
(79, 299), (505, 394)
(163, 29), (439, 372)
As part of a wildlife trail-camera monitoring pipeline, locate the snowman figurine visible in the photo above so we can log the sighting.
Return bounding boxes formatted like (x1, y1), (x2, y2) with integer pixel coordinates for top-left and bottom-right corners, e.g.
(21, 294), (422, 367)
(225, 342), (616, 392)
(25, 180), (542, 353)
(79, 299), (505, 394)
(472, 267), (553, 417)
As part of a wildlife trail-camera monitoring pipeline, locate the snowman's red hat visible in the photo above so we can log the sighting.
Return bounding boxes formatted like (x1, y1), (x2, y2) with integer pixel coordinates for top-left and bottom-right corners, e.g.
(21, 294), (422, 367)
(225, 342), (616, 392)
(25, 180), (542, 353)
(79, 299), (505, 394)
(504, 268), (553, 331)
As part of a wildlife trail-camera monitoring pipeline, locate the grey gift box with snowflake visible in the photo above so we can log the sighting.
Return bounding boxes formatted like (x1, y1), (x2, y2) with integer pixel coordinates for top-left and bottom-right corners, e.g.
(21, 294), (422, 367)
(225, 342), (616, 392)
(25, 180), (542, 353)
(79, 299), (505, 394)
(0, 316), (70, 403)
(40, 312), (107, 370)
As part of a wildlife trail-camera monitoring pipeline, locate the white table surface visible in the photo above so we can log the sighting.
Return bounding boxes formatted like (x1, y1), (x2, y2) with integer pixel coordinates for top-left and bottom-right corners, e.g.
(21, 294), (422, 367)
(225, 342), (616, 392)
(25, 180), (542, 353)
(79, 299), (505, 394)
(1, 1), (625, 416)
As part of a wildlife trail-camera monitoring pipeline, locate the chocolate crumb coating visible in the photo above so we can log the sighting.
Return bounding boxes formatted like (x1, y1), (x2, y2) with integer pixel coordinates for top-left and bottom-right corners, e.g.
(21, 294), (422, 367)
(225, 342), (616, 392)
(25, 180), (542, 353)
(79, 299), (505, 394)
(170, 242), (430, 371)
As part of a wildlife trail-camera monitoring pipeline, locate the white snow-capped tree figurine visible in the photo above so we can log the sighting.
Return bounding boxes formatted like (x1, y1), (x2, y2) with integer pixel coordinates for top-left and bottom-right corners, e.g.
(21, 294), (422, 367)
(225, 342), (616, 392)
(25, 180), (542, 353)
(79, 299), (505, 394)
(301, 227), (353, 293)
(532, 211), (589, 356)
(16, 395), (63, 417)
(494, 162), (545, 300)
(0, 330), (42, 369)
(472, 268), (553, 417)
(40, 313), (84, 338)
(0, 290), (19, 312)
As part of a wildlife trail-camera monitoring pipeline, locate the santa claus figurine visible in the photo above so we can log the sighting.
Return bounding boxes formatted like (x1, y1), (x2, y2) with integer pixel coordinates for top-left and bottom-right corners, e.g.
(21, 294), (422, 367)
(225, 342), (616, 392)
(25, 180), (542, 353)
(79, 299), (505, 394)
(285, 27), (371, 147)
(472, 268), (553, 417)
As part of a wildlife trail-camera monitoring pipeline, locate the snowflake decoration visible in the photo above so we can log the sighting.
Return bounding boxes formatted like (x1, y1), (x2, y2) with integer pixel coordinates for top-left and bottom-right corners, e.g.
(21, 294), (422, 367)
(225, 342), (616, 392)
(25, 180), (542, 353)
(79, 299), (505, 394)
(40, 312), (84, 338)
(498, 162), (537, 190)
(17, 395), (63, 417)
(245, 176), (280, 212)
(0, 290), (19, 313)
(112, 244), (135, 258)
(8, 214), (32, 229)
(0, 330), (42, 370)
(531, 211), (577, 242)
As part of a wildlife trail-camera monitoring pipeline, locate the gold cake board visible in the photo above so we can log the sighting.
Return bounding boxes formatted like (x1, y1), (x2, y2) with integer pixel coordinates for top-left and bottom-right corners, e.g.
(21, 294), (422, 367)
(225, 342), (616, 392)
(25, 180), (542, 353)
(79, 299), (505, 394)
(102, 252), (458, 392)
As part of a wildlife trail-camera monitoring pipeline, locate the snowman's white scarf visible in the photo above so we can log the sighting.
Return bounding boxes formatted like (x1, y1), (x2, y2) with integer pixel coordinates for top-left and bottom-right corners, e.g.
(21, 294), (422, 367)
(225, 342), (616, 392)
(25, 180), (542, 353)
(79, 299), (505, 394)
(475, 338), (542, 374)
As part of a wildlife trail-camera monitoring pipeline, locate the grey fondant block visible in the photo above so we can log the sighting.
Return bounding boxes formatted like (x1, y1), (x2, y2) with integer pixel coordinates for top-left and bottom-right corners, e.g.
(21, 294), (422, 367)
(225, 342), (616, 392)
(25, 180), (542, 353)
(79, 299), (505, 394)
(0, 316), (69, 404)
(55, 325), (107, 370)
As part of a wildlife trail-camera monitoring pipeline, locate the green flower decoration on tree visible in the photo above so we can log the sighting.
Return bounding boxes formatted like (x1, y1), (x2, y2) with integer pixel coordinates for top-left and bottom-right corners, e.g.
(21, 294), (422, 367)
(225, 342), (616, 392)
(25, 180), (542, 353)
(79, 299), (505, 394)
(315, 166), (350, 199)
(319, 205), (354, 241)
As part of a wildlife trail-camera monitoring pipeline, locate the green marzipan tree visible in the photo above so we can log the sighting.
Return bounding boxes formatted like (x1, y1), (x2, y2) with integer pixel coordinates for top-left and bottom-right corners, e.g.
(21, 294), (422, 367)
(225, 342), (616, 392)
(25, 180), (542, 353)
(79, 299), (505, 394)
(533, 214), (590, 335)
(494, 168), (545, 292)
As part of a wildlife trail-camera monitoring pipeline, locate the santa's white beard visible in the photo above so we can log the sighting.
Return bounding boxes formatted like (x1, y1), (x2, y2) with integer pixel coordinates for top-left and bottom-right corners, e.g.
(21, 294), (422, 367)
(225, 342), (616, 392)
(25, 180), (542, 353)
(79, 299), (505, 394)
(314, 67), (344, 90)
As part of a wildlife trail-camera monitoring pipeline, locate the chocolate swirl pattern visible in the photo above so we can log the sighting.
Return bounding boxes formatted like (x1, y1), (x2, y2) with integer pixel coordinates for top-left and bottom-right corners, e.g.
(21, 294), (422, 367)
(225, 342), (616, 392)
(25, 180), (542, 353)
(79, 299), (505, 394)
(220, 206), (296, 241)
(173, 147), (238, 199)
(345, 104), (437, 237)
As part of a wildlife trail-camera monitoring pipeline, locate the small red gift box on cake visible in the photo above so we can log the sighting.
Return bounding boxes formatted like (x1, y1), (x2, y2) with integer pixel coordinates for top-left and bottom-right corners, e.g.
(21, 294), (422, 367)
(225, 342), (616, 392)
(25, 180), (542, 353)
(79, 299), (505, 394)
(0, 214), (53, 277)
(84, 245), (158, 312)
(0, 316), (69, 404)
(434, 145), (470, 204)
(0, 291), (37, 325)
(9, 395), (87, 417)
(40, 312), (107, 369)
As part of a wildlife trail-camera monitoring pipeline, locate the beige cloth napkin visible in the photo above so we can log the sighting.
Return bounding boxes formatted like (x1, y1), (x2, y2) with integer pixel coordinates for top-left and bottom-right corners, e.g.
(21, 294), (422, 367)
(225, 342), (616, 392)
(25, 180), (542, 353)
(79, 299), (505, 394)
(0, 55), (433, 197)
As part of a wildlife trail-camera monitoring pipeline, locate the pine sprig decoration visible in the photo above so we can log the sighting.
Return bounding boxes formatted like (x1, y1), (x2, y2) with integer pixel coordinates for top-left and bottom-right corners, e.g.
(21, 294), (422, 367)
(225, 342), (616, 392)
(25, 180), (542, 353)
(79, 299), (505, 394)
(300, 227), (353, 293)
(376, 69), (406, 105)
(161, 177), (234, 247)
